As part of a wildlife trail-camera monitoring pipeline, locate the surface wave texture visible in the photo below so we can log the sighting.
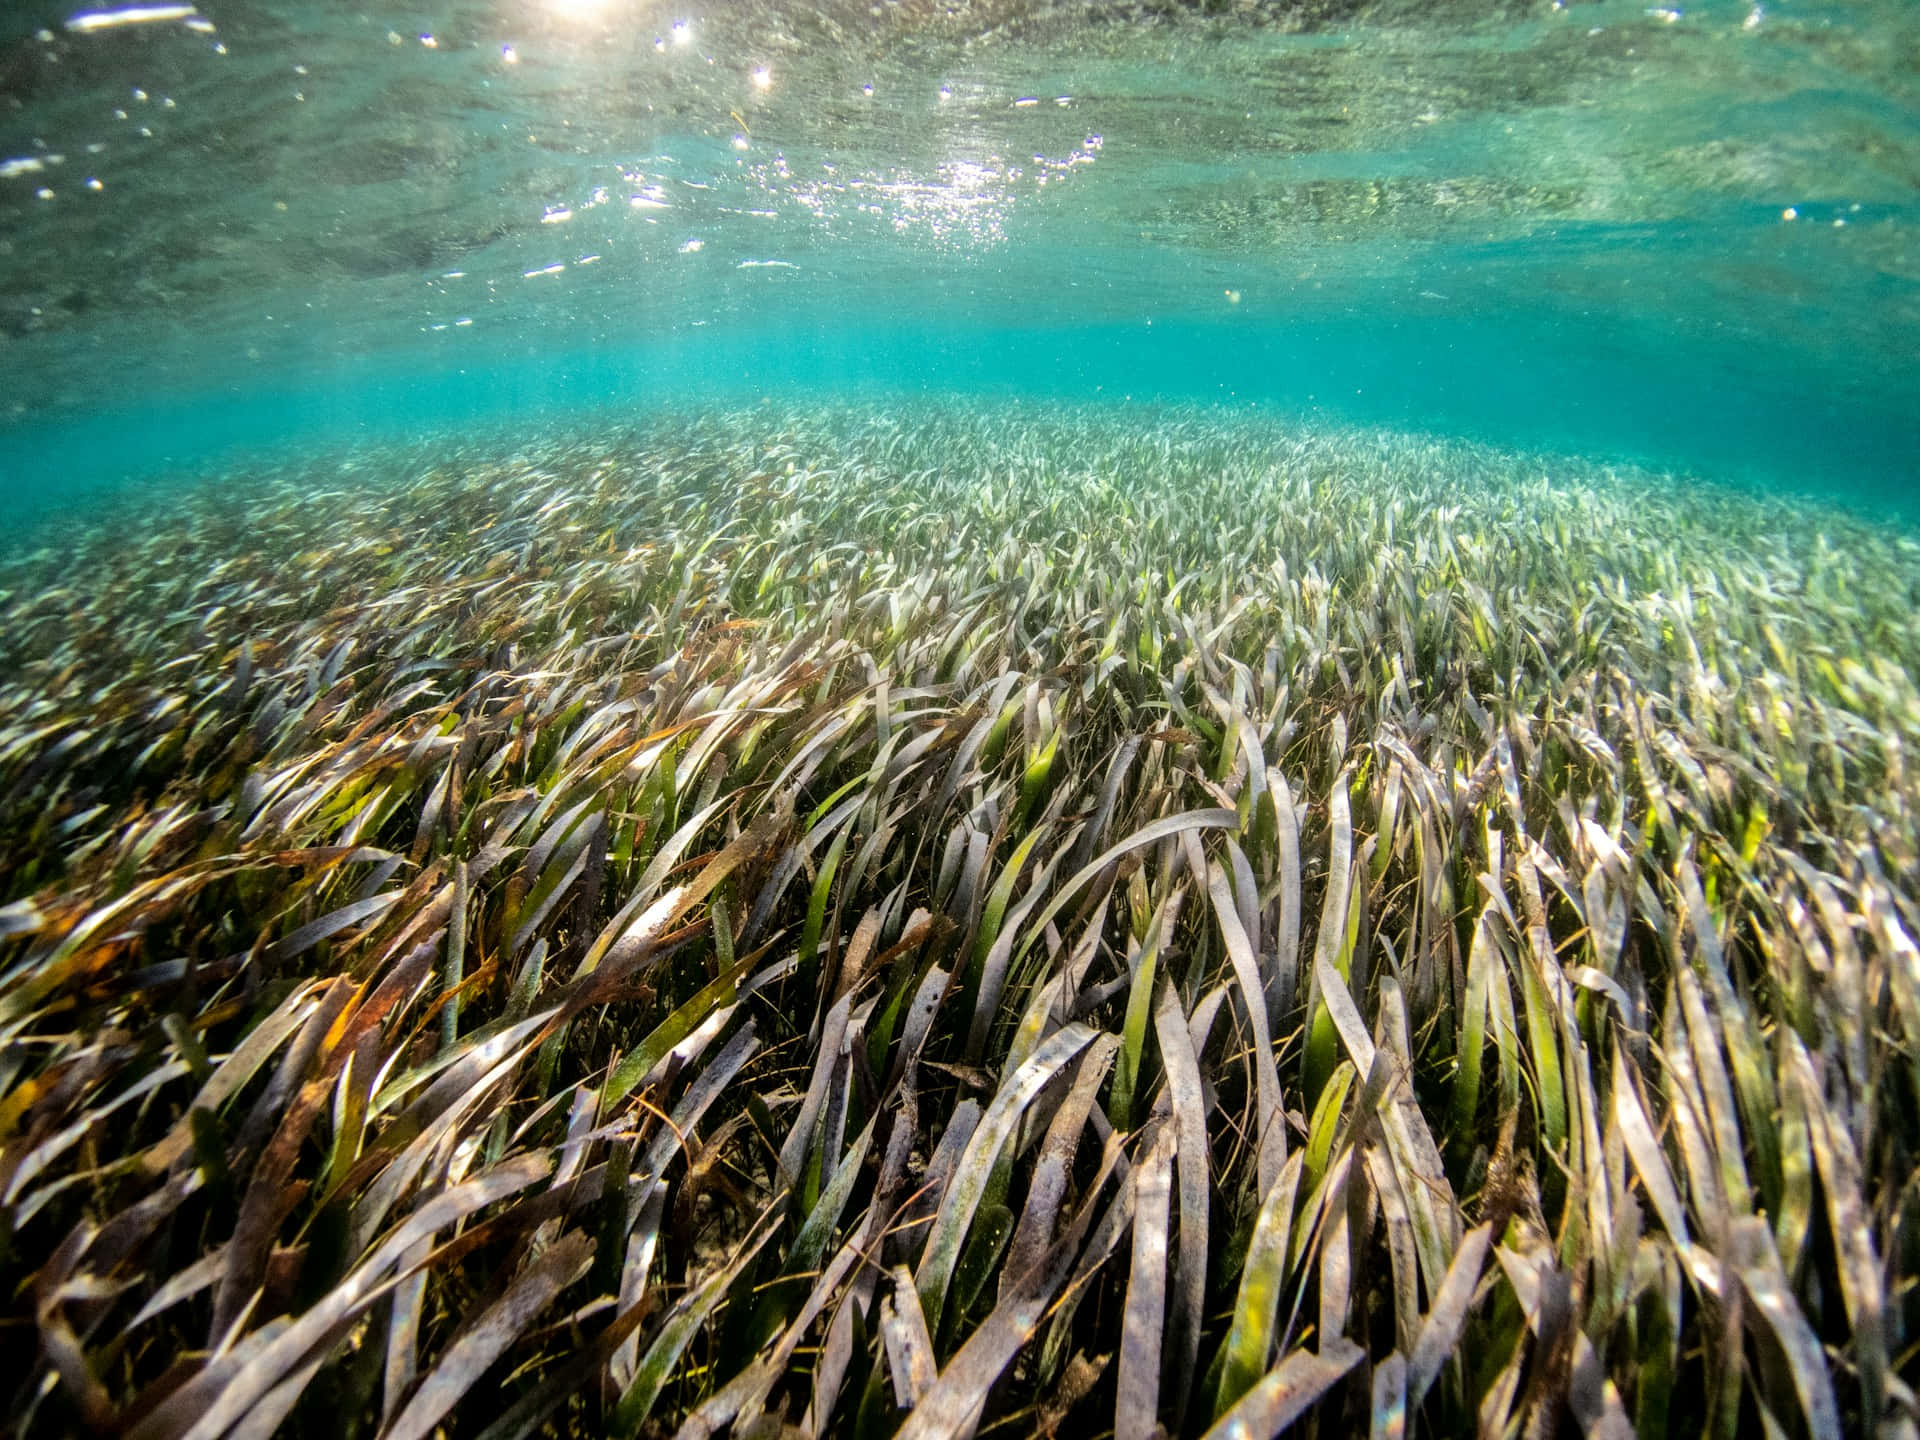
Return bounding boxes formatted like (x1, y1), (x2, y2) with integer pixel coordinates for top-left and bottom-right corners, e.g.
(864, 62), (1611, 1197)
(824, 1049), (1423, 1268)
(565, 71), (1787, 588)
(1, 1), (1918, 1439)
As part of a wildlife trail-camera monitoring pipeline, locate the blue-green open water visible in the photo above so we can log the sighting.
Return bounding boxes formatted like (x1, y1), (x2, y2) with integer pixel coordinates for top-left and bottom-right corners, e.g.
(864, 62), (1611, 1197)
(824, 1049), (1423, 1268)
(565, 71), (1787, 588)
(1, 0), (1915, 518)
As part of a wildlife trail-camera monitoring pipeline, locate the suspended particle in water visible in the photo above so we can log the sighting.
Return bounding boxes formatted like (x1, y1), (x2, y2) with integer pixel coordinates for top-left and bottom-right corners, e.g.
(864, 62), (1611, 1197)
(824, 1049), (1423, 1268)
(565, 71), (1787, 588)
(1224, 289), (1241, 304)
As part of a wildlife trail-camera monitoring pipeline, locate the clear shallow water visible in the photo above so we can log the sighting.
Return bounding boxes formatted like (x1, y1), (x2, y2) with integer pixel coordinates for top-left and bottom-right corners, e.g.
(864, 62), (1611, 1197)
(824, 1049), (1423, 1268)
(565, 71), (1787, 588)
(6, 9), (1920, 1432)
(0, 0), (1916, 515)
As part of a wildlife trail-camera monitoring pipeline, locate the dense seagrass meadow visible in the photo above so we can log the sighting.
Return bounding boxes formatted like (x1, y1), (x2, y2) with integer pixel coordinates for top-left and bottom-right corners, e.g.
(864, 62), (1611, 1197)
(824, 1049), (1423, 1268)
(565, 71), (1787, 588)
(2, 403), (1918, 1440)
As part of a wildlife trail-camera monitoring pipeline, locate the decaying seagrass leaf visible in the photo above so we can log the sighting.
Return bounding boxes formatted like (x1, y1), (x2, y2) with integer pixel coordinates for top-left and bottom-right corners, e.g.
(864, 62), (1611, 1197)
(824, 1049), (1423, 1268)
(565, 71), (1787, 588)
(1118, 1125), (1177, 1440)
(895, 1132), (1130, 1440)
(382, 1229), (595, 1440)
(1154, 977), (1210, 1429)
(1200, 1338), (1364, 1440)
(913, 1021), (1096, 1336)
(882, 1264), (940, 1410)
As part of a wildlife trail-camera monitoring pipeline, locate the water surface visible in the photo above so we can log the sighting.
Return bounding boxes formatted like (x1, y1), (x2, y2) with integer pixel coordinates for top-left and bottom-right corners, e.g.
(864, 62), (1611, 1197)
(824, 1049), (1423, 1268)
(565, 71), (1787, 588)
(1, 0), (1915, 513)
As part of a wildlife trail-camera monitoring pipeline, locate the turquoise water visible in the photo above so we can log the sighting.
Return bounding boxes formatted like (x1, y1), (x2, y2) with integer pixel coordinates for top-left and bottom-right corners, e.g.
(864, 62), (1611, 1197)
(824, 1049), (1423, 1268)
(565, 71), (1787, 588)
(4, 8), (1920, 1434)
(1, 0), (1915, 516)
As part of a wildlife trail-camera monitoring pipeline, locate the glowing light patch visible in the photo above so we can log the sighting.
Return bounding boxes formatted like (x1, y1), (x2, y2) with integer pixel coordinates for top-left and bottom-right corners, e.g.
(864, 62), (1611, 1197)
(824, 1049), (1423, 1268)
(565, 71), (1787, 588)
(66, 5), (198, 32)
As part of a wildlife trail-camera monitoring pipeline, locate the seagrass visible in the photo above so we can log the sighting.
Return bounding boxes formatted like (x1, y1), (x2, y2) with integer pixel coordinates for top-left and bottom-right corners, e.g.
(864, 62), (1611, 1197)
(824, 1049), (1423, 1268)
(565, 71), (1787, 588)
(1, 401), (1915, 1440)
